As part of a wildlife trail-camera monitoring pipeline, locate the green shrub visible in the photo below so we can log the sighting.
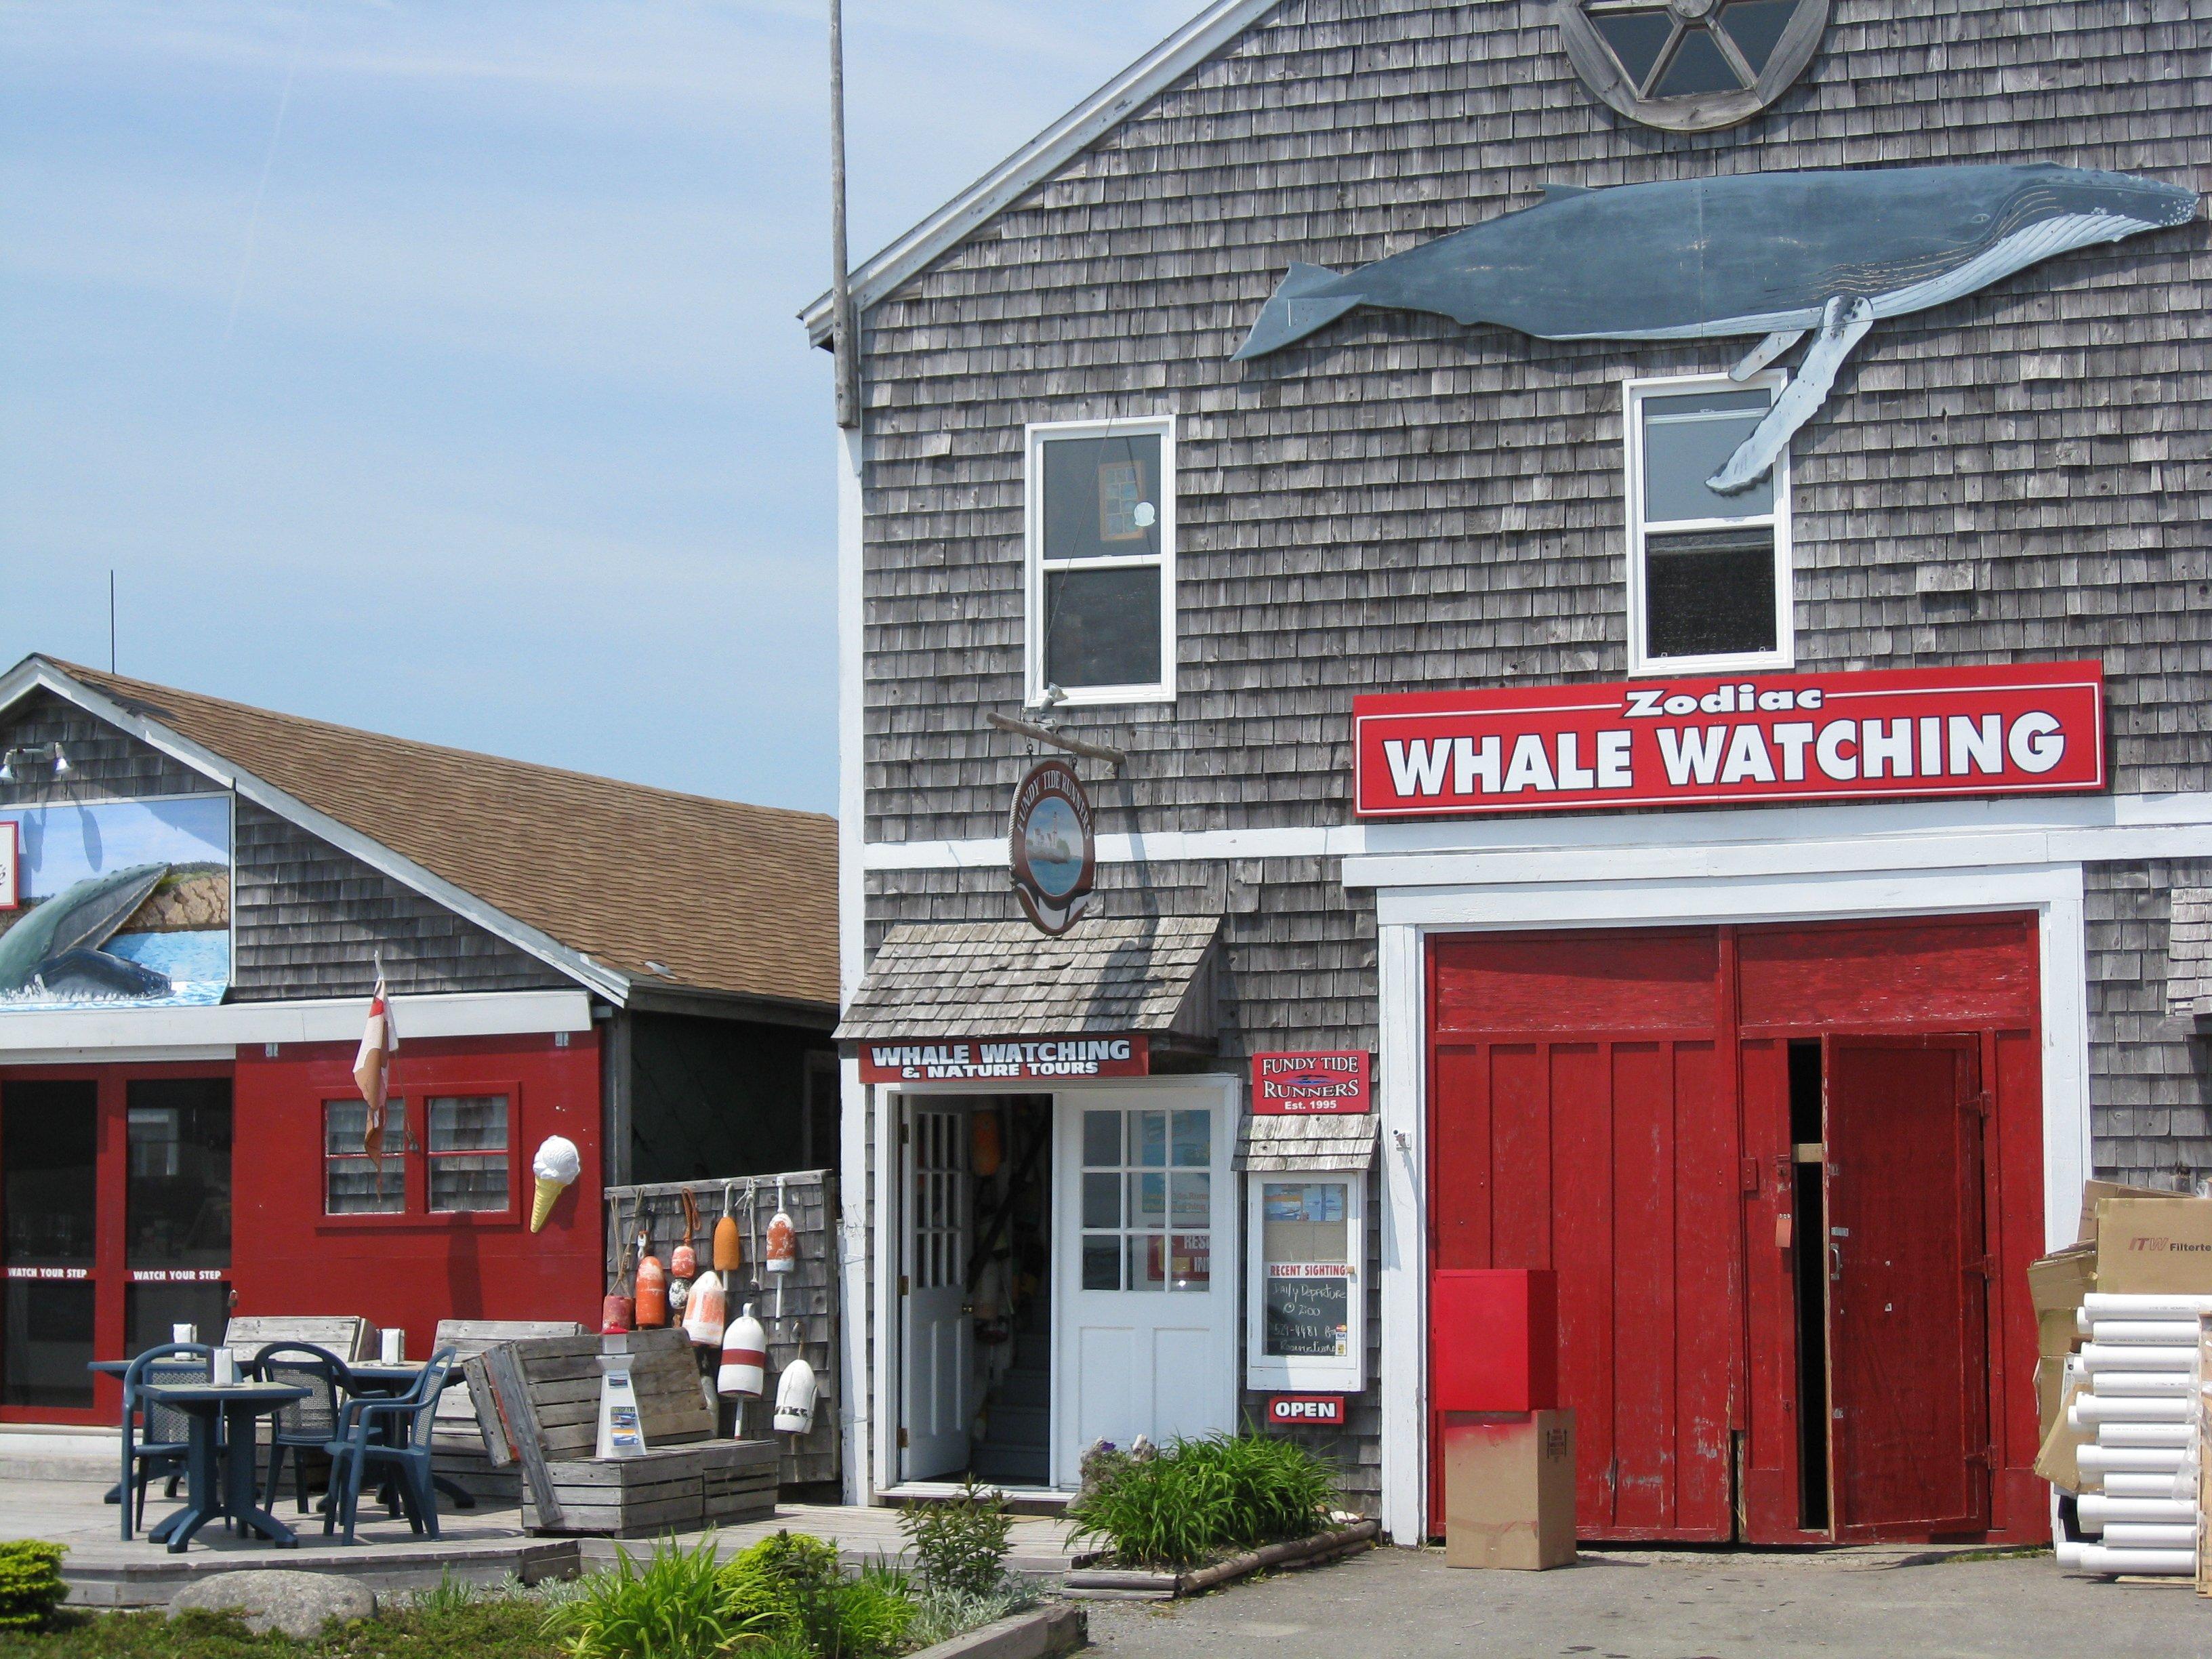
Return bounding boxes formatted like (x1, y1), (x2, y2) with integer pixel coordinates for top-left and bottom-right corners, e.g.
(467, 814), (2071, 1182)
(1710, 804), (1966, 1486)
(826, 1566), (916, 1659)
(1065, 1430), (1338, 1568)
(0, 1542), (67, 1632)
(714, 1532), (909, 1659)
(547, 1534), (752, 1659)
(897, 1477), (1012, 1599)
(904, 1580), (1037, 1649)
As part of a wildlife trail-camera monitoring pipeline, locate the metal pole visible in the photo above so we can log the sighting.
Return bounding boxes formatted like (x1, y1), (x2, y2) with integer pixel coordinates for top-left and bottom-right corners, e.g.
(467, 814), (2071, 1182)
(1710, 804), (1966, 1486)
(829, 0), (860, 429)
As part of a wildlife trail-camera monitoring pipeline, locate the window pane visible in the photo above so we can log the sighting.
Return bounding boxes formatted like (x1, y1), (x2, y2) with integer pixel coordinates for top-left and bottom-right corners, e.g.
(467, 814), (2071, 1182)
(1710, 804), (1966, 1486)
(325, 1099), (405, 1215)
(1042, 434), (1162, 562)
(1082, 1110), (1120, 1168)
(1082, 1235), (1122, 1291)
(1135, 1112), (1168, 1167)
(1642, 388), (1773, 521)
(2, 1080), (97, 1267)
(1082, 1172), (1120, 1229)
(1130, 1172), (1166, 1227)
(325, 1099), (407, 1157)
(1170, 1110), (1210, 1168)
(1129, 1235), (1166, 1291)
(430, 1155), (508, 1214)
(1654, 24), (1746, 97)
(2, 1280), (95, 1409)
(1043, 566), (1162, 690)
(127, 1079), (232, 1269)
(1170, 1172), (1210, 1227)
(1719, 0), (1797, 70)
(1593, 11), (1673, 87)
(1645, 529), (1778, 660)
(428, 1094), (508, 1153)
(126, 1279), (230, 1359)
(1170, 1233), (1210, 1290)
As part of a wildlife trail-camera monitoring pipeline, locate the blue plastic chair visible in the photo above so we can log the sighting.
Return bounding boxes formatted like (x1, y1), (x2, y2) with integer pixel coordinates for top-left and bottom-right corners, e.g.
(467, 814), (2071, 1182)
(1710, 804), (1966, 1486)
(253, 1342), (352, 1514)
(119, 1343), (212, 1541)
(321, 1347), (457, 1544)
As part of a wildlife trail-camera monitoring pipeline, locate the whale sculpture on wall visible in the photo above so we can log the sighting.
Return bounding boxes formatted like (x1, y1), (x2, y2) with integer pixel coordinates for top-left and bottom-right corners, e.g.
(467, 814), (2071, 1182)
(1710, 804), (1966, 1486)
(1233, 163), (2198, 491)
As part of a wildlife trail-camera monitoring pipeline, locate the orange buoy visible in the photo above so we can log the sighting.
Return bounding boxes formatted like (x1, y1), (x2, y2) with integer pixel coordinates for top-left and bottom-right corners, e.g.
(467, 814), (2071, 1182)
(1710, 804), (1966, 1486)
(634, 1229), (670, 1328)
(713, 1183), (743, 1274)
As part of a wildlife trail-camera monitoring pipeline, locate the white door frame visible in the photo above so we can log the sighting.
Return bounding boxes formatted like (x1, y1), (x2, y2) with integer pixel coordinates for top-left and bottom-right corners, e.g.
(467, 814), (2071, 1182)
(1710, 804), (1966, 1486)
(1364, 861), (2091, 1547)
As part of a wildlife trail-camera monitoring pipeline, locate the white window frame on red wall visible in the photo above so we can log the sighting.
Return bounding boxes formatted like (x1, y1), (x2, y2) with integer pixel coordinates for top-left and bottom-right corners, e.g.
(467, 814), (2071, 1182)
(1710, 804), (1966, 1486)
(1023, 414), (1178, 708)
(1623, 369), (1794, 677)
(1243, 1167), (1366, 1394)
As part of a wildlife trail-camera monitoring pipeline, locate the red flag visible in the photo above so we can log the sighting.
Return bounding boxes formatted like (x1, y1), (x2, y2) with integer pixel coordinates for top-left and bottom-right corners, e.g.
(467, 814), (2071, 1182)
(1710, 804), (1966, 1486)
(353, 978), (398, 1170)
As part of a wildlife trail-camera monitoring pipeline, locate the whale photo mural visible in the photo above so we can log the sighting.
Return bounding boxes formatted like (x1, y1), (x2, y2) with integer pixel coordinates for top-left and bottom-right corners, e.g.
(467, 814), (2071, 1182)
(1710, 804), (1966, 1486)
(0, 796), (230, 1008)
(1234, 163), (2200, 491)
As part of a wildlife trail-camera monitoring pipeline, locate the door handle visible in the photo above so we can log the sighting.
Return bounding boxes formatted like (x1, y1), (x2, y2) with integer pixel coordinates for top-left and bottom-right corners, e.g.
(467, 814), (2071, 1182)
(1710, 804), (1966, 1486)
(1828, 1242), (1843, 1283)
(1774, 1212), (1794, 1250)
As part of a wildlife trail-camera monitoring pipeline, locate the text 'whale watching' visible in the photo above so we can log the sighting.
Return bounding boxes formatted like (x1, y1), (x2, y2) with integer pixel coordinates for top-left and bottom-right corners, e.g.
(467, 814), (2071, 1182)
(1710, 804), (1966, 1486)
(1353, 663), (2105, 818)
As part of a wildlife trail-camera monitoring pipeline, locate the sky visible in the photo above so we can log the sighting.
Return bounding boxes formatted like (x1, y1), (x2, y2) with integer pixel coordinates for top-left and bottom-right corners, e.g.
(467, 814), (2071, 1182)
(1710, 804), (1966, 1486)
(0, 1), (1206, 814)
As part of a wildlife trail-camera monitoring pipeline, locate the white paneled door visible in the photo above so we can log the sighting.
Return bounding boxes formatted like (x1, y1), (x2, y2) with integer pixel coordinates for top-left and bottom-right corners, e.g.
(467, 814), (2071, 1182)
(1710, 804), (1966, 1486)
(1051, 1079), (1239, 1486)
(900, 1105), (970, 1481)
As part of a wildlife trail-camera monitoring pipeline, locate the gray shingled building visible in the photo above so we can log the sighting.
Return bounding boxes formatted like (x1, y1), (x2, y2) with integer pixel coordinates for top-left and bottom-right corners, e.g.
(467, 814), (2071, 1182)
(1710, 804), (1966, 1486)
(817, 1), (2209, 1547)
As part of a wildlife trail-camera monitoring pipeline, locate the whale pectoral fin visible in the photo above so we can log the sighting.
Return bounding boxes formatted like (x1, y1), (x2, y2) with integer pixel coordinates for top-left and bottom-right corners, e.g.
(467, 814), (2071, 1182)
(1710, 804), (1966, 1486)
(1708, 296), (1875, 493)
(1730, 329), (1806, 382)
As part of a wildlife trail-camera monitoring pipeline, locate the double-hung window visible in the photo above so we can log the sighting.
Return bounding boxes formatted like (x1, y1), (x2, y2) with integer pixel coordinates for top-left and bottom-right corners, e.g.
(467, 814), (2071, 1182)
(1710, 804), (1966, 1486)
(322, 1091), (514, 1219)
(1625, 372), (1792, 672)
(1025, 416), (1176, 705)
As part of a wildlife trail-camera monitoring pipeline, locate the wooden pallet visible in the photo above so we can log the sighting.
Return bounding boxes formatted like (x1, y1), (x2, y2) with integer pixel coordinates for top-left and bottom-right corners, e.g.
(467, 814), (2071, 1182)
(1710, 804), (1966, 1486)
(518, 1441), (779, 1536)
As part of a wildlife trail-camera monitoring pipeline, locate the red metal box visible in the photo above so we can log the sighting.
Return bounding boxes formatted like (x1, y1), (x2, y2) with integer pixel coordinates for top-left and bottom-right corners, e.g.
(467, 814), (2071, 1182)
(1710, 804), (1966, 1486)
(1431, 1268), (1558, 1412)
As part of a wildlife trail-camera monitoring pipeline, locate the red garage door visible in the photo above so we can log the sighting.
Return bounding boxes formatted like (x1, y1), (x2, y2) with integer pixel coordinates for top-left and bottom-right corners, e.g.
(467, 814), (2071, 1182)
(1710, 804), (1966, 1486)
(1428, 916), (2043, 1545)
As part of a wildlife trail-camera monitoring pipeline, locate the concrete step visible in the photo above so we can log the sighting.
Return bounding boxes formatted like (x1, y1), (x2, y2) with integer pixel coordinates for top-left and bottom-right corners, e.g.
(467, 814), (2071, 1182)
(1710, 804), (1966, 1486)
(0, 1427), (121, 1485)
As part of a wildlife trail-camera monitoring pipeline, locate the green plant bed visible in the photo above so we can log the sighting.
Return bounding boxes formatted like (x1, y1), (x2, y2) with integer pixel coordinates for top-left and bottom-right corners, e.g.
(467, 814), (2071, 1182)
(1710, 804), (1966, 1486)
(0, 1597), (565, 1659)
(1065, 1430), (1340, 1570)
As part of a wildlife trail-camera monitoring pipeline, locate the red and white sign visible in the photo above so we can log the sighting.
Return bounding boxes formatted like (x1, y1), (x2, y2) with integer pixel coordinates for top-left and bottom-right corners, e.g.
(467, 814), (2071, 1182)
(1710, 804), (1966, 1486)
(1354, 662), (2105, 818)
(1253, 1051), (1370, 1115)
(857, 1035), (1150, 1084)
(1265, 1393), (1347, 1427)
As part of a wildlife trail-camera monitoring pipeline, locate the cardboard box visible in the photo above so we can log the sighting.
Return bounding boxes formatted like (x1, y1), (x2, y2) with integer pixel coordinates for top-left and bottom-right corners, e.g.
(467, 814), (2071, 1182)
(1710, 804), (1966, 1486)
(1431, 1269), (1559, 1412)
(2077, 1179), (2175, 1245)
(2026, 1243), (2096, 1357)
(2031, 1371), (2088, 1494)
(1443, 1410), (1576, 1571)
(2034, 1355), (2066, 1442)
(2093, 1195), (2212, 1295)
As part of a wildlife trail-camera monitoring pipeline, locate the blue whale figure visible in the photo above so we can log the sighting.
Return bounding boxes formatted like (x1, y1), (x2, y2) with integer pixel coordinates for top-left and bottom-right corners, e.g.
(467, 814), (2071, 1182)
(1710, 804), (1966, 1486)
(1234, 163), (2198, 491)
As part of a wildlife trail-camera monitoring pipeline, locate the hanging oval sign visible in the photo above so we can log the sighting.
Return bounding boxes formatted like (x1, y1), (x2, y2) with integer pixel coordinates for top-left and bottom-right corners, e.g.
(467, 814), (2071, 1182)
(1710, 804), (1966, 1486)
(1009, 758), (1097, 936)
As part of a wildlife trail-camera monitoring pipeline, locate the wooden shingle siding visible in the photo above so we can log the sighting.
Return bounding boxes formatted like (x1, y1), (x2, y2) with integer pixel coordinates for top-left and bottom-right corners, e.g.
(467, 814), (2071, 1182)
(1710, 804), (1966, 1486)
(2088, 858), (2212, 1187)
(0, 692), (208, 803)
(230, 799), (569, 1001)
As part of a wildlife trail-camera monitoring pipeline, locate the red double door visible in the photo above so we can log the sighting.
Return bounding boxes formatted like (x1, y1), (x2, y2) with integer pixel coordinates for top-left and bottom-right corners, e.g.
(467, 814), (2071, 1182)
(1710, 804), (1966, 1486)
(1428, 916), (2045, 1544)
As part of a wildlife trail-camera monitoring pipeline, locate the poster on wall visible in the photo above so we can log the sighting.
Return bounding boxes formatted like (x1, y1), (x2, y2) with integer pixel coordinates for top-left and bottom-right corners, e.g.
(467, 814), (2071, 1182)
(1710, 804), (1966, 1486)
(0, 797), (231, 1008)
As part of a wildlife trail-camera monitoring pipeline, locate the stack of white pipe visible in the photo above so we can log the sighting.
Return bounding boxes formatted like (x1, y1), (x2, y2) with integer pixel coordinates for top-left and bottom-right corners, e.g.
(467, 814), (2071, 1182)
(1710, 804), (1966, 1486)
(2051, 1294), (2207, 1578)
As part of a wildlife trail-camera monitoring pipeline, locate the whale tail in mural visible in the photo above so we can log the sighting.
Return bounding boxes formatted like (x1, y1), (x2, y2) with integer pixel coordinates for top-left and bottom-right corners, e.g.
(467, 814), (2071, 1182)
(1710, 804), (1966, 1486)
(1231, 262), (1364, 362)
(0, 862), (172, 998)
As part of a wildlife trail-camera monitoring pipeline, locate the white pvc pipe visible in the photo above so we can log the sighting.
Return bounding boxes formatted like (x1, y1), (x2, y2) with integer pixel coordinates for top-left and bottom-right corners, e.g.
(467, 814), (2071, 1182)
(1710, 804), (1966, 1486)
(2094, 1420), (2195, 1448)
(2100, 1521), (2201, 1549)
(2079, 1343), (2198, 1372)
(2085, 1320), (2202, 1345)
(2099, 1470), (2195, 1498)
(2065, 1544), (2196, 1576)
(2083, 1293), (2212, 1319)
(2084, 1370), (2194, 1397)
(2076, 1494), (2198, 1528)
(2070, 1393), (2194, 1427)
(2076, 1444), (2186, 1475)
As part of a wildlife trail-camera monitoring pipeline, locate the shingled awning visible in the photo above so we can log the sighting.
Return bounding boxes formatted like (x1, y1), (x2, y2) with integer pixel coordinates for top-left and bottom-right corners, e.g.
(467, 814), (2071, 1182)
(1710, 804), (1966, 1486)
(836, 915), (1222, 1048)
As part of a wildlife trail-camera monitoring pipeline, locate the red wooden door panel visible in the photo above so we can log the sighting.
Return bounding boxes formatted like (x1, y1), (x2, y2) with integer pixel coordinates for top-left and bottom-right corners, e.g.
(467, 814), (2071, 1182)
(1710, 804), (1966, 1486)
(1823, 1036), (1990, 1540)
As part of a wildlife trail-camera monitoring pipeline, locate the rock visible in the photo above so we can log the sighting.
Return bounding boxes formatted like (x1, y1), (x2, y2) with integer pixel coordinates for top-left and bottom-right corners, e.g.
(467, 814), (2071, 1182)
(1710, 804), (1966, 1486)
(167, 1570), (375, 1640)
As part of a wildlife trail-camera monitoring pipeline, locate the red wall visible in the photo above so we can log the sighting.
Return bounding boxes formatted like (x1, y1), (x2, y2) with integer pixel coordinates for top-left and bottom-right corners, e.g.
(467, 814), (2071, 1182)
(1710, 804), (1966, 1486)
(230, 1031), (605, 1359)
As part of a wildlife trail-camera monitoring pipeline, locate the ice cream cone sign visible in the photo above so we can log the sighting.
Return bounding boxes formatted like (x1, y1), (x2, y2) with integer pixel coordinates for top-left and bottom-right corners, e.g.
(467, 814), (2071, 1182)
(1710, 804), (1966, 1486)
(530, 1136), (580, 1233)
(352, 977), (398, 1170)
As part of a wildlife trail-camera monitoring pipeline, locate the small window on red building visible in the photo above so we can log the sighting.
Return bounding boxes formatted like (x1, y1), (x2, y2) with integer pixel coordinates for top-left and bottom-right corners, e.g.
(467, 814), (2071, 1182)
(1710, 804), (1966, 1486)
(324, 1099), (407, 1214)
(428, 1095), (509, 1213)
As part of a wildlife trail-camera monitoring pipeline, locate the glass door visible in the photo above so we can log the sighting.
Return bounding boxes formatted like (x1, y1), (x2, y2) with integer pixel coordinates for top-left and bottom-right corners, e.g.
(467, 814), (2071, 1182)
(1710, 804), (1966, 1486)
(124, 1078), (234, 1357)
(1, 1081), (100, 1414)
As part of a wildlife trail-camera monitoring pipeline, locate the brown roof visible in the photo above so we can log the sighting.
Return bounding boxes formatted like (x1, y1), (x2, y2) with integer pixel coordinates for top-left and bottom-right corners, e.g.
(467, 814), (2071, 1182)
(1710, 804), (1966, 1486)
(43, 659), (836, 1010)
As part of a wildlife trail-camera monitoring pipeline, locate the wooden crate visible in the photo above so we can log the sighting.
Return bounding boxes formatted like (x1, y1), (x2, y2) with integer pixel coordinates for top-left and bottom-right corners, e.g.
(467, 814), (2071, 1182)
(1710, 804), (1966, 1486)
(519, 1441), (779, 1536)
(431, 1319), (588, 1504)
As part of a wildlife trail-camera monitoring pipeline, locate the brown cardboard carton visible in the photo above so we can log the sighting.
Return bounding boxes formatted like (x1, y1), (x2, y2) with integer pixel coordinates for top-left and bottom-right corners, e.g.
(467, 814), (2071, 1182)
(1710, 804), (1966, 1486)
(1443, 1410), (1576, 1570)
(2026, 1243), (2095, 1357)
(2077, 1179), (2175, 1245)
(2034, 1355), (2066, 1442)
(2031, 1372), (2087, 1494)
(2093, 1195), (2212, 1295)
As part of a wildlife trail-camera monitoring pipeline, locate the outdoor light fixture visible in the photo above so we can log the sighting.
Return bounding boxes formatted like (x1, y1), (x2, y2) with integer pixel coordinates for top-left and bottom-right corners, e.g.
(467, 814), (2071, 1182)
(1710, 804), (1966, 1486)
(0, 743), (68, 783)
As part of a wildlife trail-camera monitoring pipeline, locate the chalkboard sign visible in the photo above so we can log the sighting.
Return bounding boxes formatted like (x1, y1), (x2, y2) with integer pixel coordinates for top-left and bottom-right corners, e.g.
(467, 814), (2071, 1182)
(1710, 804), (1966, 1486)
(1265, 1269), (1351, 1358)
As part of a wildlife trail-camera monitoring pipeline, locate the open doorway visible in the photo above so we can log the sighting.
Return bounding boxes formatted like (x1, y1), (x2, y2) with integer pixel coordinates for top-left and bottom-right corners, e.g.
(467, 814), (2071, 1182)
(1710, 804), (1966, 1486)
(896, 1094), (1052, 1488)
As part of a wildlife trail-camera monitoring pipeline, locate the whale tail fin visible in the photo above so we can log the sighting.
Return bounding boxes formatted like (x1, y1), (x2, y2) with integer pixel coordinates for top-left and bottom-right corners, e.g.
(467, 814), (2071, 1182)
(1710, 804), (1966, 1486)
(1233, 264), (1361, 361)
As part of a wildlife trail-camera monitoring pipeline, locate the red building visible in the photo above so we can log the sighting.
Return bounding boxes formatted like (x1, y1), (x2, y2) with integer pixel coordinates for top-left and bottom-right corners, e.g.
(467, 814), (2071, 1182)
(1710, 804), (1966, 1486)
(0, 655), (836, 1427)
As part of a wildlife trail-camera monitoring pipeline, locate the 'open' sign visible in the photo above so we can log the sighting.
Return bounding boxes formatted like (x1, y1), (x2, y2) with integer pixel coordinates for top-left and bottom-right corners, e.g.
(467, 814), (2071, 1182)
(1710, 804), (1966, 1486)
(1265, 1394), (1346, 1426)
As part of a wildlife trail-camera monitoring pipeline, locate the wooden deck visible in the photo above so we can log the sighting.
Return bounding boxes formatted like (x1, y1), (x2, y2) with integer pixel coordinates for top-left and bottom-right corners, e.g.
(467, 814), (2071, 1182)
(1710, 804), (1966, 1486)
(0, 1477), (1086, 1609)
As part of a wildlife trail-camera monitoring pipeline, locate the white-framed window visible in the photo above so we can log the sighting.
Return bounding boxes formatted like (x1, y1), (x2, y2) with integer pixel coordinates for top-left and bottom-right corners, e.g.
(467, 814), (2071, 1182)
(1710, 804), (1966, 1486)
(1624, 371), (1793, 674)
(1244, 1172), (1366, 1393)
(1024, 415), (1176, 706)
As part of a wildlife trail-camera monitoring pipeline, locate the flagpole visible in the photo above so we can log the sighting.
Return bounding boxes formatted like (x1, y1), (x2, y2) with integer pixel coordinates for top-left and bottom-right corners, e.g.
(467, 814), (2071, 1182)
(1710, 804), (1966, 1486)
(829, 0), (860, 429)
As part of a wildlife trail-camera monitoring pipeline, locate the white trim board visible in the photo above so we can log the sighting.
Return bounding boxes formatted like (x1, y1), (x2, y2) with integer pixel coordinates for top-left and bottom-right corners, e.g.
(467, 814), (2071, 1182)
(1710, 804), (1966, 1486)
(837, 422), (874, 1506)
(800, 0), (1280, 342)
(1368, 862), (2091, 1546)
(0, 989), (594, 1058)
(0, 658), (632, 1005)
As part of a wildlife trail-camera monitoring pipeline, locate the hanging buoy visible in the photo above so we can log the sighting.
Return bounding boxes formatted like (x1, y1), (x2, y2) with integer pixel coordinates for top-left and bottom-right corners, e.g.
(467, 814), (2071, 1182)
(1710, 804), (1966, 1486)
(718, 1304), (767, 1397)
(713, 1183), (743, 1273)
(773, 1356), (818, 1434)
(634, 1228), (670, 1328)
(684, 1269), (726, 1348)
(672, 1189), (699, 1279)
(600, 1292), (634, 1334)
(972, 1110), (1004, 1179)
(765, 1179), (796, 1275)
